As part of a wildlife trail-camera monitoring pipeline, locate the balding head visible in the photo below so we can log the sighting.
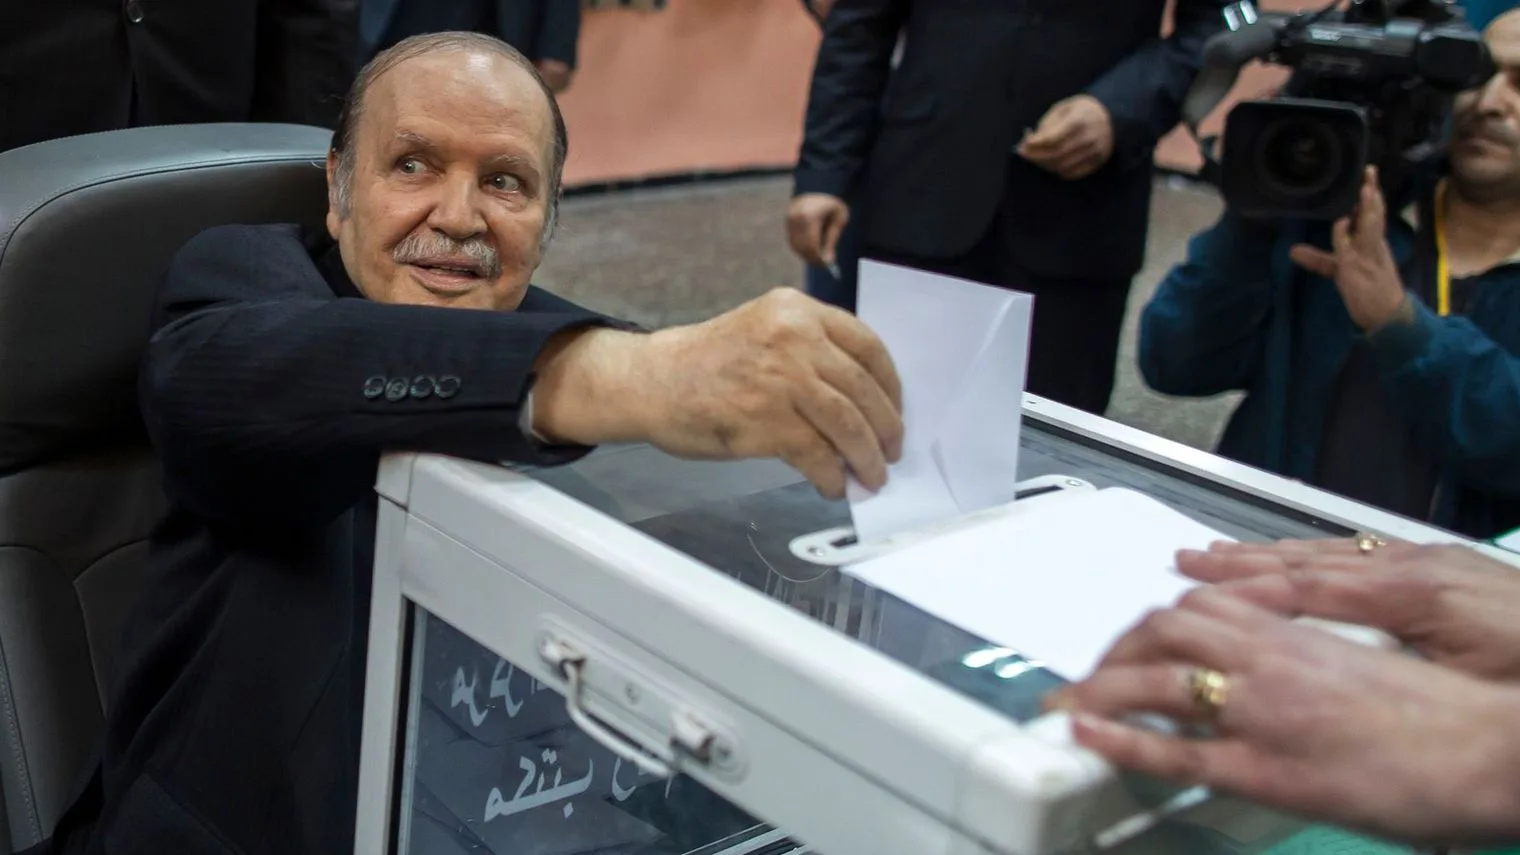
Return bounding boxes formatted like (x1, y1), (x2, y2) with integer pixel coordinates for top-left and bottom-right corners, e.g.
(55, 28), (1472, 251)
(324, 33), (568, 311)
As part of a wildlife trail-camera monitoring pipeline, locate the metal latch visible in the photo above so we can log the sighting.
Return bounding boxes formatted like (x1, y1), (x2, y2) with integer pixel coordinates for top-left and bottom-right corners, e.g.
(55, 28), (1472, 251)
(538, 630), (738, 781)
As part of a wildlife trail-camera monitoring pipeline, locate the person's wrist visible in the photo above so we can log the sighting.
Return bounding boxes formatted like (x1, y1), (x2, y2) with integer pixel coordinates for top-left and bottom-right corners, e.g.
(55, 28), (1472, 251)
(1362, 291), (1414, 335)
(531, 327), (656, 446)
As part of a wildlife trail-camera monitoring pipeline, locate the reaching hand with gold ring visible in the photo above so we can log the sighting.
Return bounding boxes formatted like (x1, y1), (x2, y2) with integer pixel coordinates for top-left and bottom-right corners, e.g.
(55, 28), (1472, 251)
(1176, 539), (1520, 682)
(1050, 584), (1520, 845)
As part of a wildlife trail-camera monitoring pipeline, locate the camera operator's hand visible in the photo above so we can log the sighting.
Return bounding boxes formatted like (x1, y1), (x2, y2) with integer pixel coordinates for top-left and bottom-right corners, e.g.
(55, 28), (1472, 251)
(1017, 95), (1115, 180)
(1289, 166), (1412, 333)
(787, 193), (851, 268)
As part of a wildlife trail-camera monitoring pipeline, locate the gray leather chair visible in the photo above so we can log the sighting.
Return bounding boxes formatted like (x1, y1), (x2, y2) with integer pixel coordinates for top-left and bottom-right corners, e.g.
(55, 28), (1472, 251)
(0, 123), (331, 853)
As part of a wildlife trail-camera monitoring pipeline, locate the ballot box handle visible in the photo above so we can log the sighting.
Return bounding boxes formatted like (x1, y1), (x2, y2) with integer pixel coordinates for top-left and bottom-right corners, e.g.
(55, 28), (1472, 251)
(539, 634), (679, 779)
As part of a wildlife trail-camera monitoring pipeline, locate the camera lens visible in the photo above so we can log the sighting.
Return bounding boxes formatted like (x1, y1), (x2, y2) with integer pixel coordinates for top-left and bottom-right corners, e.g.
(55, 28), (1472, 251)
(1254, 118), (1344, 201)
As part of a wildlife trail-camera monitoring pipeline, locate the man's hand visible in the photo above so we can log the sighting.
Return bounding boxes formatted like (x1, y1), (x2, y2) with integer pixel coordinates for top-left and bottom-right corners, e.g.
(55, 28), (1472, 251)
(532, 288), (903, 499)
(1174, 539), (1520, 683)
(1016, 95), (1115, 180)
(535, 59), (574, 93)
(1289, 166), (1411, 333)
(1051, 586), (1520, 844)
(786, 193), (851, 268)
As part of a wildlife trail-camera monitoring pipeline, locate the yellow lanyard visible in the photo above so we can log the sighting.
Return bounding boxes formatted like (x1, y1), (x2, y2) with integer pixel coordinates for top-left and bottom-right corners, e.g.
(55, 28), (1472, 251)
(1434, 179), (1452, 317)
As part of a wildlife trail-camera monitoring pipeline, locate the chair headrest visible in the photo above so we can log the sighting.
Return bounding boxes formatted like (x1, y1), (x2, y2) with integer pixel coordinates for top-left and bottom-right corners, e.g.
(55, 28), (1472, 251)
(0, 123), (333, 471)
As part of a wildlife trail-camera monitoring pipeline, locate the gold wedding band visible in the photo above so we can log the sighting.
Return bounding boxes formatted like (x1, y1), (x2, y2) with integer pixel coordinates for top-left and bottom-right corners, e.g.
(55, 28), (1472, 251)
(1187, 668), (1230, 721)
(1355, 531), (1387, 555)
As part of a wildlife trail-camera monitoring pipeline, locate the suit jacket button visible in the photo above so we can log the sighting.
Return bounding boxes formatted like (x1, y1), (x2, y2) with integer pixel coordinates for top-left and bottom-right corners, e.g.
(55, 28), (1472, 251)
(436, 375), (461, 399)
(410, 376), (435, 399)
(125, 0), (145, 23)
(363, 376), (387, 400)
(385, 379), (409, 401)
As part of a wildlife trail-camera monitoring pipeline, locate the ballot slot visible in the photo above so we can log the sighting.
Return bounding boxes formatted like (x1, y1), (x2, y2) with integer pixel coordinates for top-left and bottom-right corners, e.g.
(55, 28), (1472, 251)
(788, 474), (1096, 567)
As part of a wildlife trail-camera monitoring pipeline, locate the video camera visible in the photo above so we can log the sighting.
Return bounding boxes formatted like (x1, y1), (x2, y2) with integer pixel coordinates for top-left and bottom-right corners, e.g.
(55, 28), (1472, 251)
(1183, 0), (1495, 220)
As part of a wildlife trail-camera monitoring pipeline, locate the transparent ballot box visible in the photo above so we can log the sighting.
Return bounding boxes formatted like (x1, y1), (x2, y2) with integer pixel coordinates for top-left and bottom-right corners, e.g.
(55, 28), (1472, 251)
(354, 399), (1475, 855)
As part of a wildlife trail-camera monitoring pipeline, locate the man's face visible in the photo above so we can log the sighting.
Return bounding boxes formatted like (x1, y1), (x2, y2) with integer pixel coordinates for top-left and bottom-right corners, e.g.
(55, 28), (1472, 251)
(1450, 13), (1520, 198)
(326, 49), (555, 311)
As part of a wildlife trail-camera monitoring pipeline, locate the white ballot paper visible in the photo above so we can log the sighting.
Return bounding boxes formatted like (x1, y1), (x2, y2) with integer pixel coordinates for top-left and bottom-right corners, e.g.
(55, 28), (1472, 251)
(848, 260), (1034, 544)
(843, 488), (1232, 681)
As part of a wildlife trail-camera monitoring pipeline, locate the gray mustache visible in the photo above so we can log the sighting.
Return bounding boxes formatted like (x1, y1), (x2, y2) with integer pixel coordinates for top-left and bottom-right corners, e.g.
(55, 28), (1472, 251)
(393, 231), (503, 279)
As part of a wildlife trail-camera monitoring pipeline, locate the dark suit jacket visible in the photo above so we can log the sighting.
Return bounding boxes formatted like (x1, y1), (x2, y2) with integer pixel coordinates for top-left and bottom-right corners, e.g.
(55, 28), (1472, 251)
(793, 0), (1227, 280)
(358, 0), (581, 66)
(43, 224), (616, 855)
(0, 0), (356, 153)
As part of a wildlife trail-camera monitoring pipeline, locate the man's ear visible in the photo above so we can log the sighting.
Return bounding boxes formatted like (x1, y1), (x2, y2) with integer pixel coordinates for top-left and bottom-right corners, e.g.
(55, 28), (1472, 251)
(324, 150), (342, 240)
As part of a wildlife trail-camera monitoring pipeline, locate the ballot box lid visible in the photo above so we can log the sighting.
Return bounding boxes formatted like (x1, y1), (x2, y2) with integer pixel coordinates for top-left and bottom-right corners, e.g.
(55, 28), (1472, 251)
(359, 404), (1473, 855)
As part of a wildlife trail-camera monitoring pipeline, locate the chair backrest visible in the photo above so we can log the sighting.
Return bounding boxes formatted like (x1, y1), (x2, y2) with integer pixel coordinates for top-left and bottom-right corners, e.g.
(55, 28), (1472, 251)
(0, 123), (331, 852)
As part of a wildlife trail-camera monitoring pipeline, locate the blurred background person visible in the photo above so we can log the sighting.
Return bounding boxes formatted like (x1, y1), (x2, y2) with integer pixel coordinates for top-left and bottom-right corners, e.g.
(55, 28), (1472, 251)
(0, 0), (356, 153)
(1138, 9), (1520, 540)
(785, 0), (1228, 415)
(795, 0), (887, 314)
(359, 0), (581, 92)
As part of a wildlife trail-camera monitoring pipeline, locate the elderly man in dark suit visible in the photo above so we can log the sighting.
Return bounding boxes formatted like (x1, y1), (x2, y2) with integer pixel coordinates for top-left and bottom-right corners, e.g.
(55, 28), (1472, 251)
(359, 0), (581, 91)
(0, 0), (356, 152)
(787, 0), (1229, 416)
(33, 31), (902, 855)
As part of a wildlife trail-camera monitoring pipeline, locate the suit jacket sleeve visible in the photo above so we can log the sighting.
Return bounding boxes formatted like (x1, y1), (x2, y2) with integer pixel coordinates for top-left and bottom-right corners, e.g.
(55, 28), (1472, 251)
(792, 0), (910, 200)
(253, 0), (358, 128)
(1084, 0), (1227, 170)
(534, 0), (581, 66)
(142, 225), (618, 530)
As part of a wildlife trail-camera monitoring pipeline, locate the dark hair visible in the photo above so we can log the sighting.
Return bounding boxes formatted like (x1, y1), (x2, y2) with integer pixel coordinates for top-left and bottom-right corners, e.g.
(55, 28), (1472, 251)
(329, 31), (568, 245)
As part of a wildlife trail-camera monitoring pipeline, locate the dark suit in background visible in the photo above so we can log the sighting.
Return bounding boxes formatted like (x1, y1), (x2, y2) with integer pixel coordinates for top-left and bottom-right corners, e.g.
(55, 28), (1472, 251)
(359, 0), (581, 66)
(0, 0), (356, 153)
(796, 0), (1226, 415)
(42, 223), (615, 855)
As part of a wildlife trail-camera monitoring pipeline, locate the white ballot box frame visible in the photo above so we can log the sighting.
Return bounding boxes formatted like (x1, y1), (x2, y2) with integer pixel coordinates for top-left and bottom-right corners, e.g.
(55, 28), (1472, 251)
(353, 396), (1501, 855)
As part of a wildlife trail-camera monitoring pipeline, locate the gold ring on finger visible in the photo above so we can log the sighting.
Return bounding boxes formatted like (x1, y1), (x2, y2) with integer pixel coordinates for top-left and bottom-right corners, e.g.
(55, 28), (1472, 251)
(1187, 667), (1231, 722)
(1355, 531), (1387, 556)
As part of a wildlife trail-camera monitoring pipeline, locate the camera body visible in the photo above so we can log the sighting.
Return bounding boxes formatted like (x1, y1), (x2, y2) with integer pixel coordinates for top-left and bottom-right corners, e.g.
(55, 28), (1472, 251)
(1185, 0), (1493, 221)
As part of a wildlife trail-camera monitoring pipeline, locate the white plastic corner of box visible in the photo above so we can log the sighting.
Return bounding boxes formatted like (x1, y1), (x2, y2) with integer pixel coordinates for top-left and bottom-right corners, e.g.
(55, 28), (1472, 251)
(956, 711), (1115, 855)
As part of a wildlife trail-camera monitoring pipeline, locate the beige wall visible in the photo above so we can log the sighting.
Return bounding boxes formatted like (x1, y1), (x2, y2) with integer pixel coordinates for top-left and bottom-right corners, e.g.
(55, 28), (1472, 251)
(556, 0), (1304, 188)
(556, 0), (819, 187)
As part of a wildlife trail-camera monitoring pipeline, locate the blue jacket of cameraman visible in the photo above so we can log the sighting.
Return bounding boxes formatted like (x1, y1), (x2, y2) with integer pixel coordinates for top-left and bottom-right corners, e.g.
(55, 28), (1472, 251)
(1138, 176), (1520, 539)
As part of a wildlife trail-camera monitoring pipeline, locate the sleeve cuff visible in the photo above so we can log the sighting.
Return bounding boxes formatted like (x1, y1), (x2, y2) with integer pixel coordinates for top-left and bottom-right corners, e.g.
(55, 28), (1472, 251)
(1367, 296), (1440, 373)
(793, 167), (856, 200)
(1085, 88), (1150, 172)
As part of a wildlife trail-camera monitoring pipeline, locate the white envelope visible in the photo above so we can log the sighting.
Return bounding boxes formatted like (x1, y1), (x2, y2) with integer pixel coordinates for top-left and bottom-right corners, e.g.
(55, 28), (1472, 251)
(847, 260), (1034, 543)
